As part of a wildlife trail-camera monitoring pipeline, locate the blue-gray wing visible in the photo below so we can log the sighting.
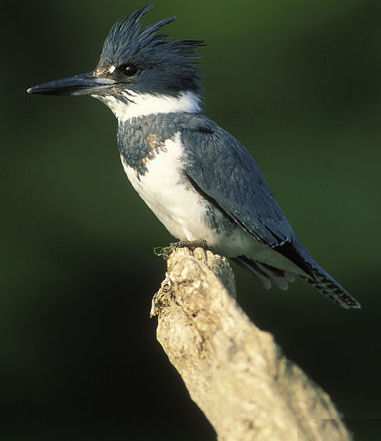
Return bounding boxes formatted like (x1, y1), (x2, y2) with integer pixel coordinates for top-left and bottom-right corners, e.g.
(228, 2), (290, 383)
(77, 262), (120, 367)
(180, 116), (295, 248)
(178, 116), (361, 309)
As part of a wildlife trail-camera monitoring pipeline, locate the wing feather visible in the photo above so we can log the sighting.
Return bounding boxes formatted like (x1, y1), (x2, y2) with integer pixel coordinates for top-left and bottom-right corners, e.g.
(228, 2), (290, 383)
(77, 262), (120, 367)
(180, 117), (295, 248)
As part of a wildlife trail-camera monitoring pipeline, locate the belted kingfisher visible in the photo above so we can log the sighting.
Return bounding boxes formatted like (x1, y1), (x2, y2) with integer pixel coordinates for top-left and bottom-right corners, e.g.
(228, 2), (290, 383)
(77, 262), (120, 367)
(28, 5), (360, 309)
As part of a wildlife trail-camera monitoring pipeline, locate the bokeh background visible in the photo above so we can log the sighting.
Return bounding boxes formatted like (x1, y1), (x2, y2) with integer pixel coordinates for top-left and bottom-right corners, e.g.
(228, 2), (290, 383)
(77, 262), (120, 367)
(1, 0), (381, 439)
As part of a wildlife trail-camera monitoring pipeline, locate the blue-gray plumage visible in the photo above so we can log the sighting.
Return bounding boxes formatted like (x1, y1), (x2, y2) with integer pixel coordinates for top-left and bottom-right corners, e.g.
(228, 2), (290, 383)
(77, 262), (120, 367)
(27, 5), (361, 309)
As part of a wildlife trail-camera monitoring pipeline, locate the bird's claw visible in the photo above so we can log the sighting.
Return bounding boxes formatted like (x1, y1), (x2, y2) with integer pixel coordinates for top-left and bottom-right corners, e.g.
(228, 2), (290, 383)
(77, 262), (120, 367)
(153, 240), (208, 259)
(170, 239), (208, 250)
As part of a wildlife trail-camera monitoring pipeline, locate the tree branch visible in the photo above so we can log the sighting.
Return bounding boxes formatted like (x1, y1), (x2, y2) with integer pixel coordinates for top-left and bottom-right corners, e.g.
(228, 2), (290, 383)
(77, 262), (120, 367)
(151, 246), (352, 441)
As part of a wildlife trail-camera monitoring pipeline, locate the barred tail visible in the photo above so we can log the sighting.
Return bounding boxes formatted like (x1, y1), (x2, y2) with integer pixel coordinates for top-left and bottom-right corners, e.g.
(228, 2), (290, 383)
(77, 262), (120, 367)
(234, 243), (361, 310)
(300, 261), (361, 309)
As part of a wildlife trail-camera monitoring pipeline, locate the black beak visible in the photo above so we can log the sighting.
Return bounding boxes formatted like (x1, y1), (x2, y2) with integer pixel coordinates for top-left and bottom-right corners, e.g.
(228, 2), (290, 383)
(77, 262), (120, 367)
(27, 71), (116, 96)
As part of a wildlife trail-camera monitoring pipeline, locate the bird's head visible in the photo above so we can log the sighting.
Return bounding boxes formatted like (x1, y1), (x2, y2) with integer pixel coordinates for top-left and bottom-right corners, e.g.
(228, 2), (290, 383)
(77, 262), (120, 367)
(27, 5), (204, 120)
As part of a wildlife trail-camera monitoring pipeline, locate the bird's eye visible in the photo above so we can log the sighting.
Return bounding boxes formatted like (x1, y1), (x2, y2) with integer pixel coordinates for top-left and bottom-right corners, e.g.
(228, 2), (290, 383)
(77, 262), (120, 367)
(119, 63), (139, 77)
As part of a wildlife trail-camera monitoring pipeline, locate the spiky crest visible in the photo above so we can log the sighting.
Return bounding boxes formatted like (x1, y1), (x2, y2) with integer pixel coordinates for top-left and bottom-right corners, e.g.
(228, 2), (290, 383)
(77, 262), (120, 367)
(98, 4), (204, 71)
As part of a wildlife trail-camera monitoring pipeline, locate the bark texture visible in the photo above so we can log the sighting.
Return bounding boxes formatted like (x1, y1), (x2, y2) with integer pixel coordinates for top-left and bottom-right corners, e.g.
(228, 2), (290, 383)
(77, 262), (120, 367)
(151, 246), (352, 441)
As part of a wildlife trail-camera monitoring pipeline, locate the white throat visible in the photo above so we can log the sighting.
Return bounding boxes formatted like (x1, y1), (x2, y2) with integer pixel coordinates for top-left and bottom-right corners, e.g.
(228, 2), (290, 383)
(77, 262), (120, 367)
(97, 90), (201, 122)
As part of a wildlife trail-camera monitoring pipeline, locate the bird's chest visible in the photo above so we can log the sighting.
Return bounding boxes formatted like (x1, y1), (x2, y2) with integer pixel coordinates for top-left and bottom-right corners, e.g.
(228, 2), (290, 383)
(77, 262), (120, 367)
(120, 134), (209, 240)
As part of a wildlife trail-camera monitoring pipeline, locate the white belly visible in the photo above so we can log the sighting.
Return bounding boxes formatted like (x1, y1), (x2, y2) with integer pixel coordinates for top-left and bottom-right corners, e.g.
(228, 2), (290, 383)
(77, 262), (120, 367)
(120, 133), (217, 242)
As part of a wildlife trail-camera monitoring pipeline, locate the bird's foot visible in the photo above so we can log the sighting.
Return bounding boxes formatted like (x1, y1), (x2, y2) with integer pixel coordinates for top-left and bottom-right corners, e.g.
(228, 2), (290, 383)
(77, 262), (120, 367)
(171, 239), (209, 250)
(153, 239), (208, 259)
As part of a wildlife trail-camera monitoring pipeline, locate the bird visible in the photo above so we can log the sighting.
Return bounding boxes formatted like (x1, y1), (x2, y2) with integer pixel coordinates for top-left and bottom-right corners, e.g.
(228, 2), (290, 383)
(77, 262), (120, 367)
(27, 5), (361, 309)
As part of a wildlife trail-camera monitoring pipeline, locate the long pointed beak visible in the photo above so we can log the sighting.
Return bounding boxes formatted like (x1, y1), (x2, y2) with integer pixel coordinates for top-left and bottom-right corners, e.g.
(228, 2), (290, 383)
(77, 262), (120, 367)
(27, 71), (116, 96)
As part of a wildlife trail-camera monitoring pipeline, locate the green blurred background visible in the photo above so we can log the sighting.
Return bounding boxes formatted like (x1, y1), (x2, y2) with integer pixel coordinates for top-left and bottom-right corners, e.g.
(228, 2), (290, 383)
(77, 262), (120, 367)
(1, 0), (381, 439)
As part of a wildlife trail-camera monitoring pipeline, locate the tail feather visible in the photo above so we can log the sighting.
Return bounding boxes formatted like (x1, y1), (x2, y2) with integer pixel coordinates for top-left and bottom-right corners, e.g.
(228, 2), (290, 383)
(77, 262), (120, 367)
(255, 262), (289, 290)
(234, 256), (272, 289)
(233, 256), (293, 291)
(273, 238), (361, 309)
(300, 261), (361, 309)
(233, 254), (361, 310)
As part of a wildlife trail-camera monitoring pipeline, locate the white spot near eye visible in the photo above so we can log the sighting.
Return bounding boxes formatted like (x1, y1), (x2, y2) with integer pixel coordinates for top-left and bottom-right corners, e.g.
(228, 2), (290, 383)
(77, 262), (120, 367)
(108, 65), (116, 74)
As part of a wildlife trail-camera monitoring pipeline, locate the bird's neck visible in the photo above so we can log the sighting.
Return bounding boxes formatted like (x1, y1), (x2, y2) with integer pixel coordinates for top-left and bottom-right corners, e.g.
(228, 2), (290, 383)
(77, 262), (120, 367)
(101, 90), (202, 122)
